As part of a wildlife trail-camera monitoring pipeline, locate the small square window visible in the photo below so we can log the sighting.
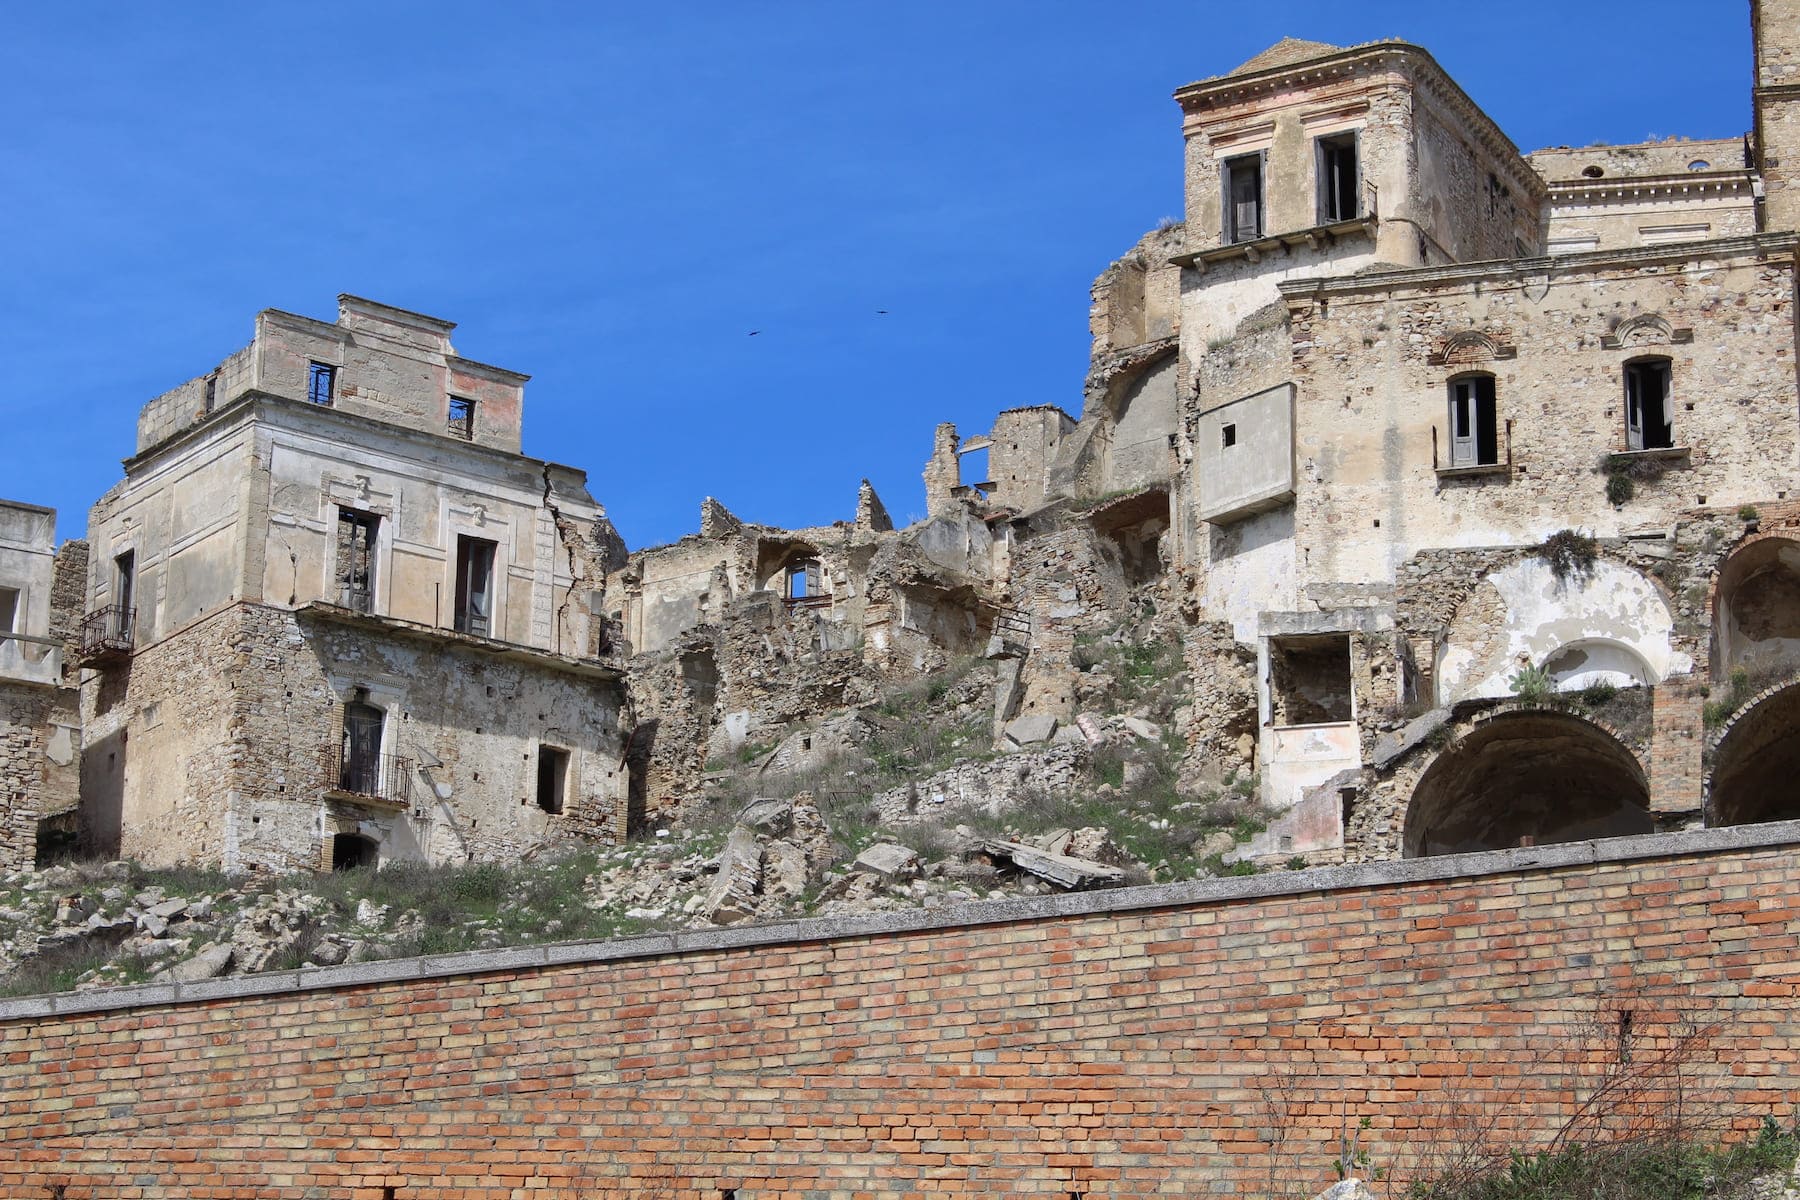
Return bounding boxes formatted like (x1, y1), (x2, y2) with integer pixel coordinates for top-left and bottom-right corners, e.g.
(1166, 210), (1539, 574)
(307, 362), (337, 406)
(447, 395), (476, 440)
(1221, 423), (1238, 448)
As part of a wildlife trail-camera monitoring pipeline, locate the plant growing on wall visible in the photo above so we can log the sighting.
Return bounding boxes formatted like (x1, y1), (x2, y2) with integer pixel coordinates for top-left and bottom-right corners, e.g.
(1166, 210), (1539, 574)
(1595, 452), (1668, 506)
(1537, 529), (1598, 583)
(1509, 663), (1554, 704)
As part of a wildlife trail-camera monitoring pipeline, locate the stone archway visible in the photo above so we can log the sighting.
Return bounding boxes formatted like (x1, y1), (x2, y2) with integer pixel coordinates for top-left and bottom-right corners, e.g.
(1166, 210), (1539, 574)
(1708, 682), (1800, 826)
(1403, 710), (1651, 857)
(1712, 535), (1800, 679)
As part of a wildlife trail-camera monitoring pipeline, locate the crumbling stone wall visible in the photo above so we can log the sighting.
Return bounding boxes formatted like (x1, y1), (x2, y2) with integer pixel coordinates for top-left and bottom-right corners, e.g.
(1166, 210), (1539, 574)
(0, 682), (77, 872)
(83, 601), (628, 872)
(1283, 241), (1800, 605)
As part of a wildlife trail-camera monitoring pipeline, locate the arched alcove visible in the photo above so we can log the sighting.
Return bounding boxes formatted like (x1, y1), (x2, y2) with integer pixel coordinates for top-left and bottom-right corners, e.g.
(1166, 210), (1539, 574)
(1543, 639), (1656, 692)
(1403, 710), (1651, 857)
(1708, 683), (1800, 826)
(1712, 536), (1800, 679)
(1436, 558), (1683, 704)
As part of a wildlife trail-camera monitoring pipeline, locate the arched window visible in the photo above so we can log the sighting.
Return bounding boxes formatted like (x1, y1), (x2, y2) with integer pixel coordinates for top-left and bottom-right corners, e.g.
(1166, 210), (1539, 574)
(1447, 373), (1499, 467)
(1624, 357), (1674, 450)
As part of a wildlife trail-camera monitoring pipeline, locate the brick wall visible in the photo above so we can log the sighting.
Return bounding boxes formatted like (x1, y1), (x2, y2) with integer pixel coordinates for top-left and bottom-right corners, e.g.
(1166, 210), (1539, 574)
(2, 824), (1797, 1199)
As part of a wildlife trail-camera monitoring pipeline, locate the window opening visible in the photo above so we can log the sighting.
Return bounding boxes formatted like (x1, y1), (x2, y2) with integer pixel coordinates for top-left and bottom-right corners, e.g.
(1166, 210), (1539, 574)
(454, 536), (498, 636)
(112, 550), (136, 644)
(1316, 132), (1359, 223)
(336, 509), (379, 613)
(331, 832), (379, 872)
(203, 371), (218, 412)
(340, 694), (385, 795)
(787, 558), (822, 600)
(307, 362), (337, 406)
(1624, 358), (1674, 450)
(0, 587), (17, 639)
(1224, 153), (1264, 243)
(1448, 375), (1499, 467)
(537, 745), (570, 814)
(1269, 634), (1354, 725)
(1221, 423), (1237, 448)
(447, 395), (476, 440)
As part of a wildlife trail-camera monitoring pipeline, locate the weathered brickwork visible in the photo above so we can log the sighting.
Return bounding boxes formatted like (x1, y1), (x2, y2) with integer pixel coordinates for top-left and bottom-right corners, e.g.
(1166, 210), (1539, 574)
(0, 827), (1795, 1199)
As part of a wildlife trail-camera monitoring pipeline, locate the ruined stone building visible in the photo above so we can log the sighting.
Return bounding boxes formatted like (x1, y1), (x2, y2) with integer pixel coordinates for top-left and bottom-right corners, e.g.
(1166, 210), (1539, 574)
(65, 296), (628, 874)
(5, 2), (1800, 876)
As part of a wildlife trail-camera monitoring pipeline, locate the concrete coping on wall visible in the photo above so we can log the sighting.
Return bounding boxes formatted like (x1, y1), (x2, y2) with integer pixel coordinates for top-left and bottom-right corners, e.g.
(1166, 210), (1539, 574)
(3, 819), (1797, 1024)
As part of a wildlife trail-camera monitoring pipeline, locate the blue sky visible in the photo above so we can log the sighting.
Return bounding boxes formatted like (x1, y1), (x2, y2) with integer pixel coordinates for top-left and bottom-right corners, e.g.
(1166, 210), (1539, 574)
(1, 2), (1751, 550)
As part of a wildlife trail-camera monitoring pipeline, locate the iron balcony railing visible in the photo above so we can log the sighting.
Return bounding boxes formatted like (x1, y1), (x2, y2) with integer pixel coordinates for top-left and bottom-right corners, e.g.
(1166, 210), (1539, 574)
(77, 605), (135, 664)
(330, 748), (412, 807)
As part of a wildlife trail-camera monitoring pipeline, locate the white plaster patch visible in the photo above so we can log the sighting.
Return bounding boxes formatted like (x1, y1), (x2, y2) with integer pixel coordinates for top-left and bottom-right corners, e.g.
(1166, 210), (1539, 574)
(1437, 558), (1689, 703)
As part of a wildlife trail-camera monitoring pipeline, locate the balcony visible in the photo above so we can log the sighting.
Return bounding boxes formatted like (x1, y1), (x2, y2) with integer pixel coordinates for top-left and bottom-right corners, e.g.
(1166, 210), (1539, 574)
(0, 632), (62, 686)
(77, 606), (135, 666)
(326, 748), (413, 809)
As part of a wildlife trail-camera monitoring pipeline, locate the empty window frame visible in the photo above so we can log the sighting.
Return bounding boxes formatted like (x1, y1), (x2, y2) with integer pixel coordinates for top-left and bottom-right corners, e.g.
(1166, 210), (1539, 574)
(1624, 358), (1675, 450)
(0, 586), (16, 638)
(1223, 153), (1264, 244)
(307, 362), (337, 406)
(454, 535), (498, 636)
(447, 395), (476, 440)
(335, 509), (380, 613)
(1221, 423), (1238, 448)
(787, 558), (822, 600)
(537, 745), (570, 814)
(1316, 132), (1360, 223)
(1269, 634), (1354, 726)
(1447, 374), (1499, 467)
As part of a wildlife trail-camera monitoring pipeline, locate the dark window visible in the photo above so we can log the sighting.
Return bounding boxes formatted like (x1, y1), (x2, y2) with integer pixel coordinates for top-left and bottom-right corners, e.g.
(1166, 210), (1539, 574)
(448, 396), (476, 440)
(454, 535), (498, 636)
(1221, 423), (1238, 448)
(336, 509), (379, 612)
(1224, 153), (1264, 243)
(1316, 132), (1359, 223)
(0, 587), (16, 637)
(340, 697), (384, 794)
(113, 551), (136, 643)
(331, 833), (378, 872)
(537, 745), (570, 814)
(203, 371), (218, 412)
(1448, 375), (1499, 467)
(307, 362), (337, 406)
(1625, 358), (1674, 450)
